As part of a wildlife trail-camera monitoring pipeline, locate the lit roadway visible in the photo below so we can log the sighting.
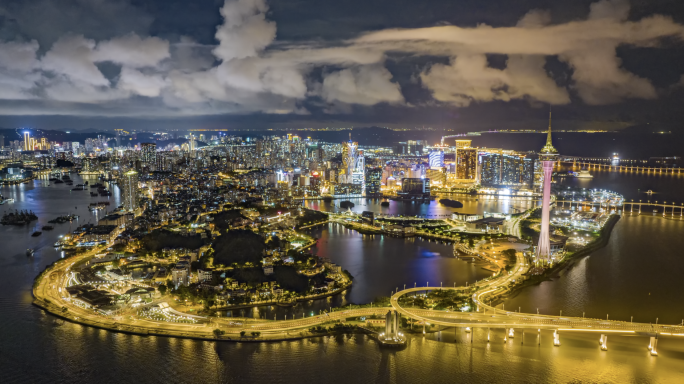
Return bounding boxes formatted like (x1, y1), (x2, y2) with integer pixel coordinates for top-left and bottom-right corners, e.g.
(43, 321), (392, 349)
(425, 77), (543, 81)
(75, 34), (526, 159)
(34, 239), (684, 343)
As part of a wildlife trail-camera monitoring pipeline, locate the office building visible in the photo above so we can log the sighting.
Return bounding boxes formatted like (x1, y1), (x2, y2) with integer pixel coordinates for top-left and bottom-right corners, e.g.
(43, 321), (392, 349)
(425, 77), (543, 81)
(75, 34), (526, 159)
(121, 170), (139, 211)
(455, 140), (477, 180)
(23, 131), (30, 151)
(365, 167), (382, 196)
(429, 150), (445, 169)
(398, 178), (431, 198)
(141, 143), (156, 165)
(479, 150), (534, 187)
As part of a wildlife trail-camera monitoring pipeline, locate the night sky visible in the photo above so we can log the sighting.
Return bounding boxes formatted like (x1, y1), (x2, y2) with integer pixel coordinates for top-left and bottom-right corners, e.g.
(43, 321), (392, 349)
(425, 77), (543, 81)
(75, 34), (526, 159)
(0, 0), (684, 131)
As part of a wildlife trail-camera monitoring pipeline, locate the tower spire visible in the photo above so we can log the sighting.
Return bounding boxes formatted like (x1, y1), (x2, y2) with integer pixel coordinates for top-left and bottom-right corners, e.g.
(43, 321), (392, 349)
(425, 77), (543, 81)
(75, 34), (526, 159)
(540, 107), (557, 155)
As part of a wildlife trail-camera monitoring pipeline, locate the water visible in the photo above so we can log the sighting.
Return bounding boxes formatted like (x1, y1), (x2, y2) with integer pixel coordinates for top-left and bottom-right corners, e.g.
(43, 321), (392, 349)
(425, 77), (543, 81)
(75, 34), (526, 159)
(303, 195), (538, 217)
(3, 172), (684, 382)
(305, 223), (492, 303)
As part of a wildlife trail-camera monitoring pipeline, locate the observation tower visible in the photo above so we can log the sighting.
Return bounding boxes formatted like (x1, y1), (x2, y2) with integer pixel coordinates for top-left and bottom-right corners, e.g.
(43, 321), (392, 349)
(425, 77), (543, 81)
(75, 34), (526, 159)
(536, 112), (558, 263)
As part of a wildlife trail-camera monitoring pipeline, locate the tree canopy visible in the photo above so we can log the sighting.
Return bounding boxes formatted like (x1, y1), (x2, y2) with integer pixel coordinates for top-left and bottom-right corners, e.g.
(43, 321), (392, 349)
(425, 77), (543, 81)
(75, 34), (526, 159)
(141, 229), (204, 252)
(213, 229), (266, 265)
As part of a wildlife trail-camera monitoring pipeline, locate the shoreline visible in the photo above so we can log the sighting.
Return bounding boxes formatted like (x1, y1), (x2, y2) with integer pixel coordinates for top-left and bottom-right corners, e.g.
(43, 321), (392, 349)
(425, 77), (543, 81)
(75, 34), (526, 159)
(494, 214), (621, 304)
(31, 212), (622, 344)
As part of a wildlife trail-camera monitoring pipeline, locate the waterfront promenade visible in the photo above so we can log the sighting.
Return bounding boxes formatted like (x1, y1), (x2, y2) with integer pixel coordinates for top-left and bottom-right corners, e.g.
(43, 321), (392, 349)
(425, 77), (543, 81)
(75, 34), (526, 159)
(32, 228), (684, 351)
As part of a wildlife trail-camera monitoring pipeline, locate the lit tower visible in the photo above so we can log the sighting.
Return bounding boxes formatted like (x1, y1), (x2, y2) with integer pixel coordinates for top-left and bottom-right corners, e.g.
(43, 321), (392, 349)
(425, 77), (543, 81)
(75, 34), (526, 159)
(121, 170), (139, 212)
(536, 111), (558, 263)
(23, 131), (30, 151)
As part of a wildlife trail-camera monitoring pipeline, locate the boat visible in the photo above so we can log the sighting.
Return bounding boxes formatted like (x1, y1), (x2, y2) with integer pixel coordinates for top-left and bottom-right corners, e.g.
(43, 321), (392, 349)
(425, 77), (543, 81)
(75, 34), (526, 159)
(53, 242), (62, 248)
(31, 231), (42, 237)
(54, 180), (64, 184)
(574, 169), (593, 179)
(26, 249), (34, 257)
(90, 192), (98, 197)
(646, 190), (654, 195)
(42, 225), (54, 230)
(380, 201), (390, 207)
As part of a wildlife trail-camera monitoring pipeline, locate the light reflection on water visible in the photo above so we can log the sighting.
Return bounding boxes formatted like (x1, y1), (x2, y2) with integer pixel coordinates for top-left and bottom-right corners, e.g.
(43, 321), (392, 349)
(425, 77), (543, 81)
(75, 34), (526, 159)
(2, 175), (684, 382)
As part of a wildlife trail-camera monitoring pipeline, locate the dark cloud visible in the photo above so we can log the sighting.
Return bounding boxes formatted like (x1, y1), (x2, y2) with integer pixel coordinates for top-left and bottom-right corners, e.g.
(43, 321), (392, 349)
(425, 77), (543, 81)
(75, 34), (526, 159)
(0, 0), (683, 130)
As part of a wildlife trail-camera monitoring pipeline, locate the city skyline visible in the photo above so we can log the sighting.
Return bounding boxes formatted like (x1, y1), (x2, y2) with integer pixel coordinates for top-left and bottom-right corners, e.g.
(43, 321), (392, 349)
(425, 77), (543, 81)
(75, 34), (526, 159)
(3, 1), (684, 382)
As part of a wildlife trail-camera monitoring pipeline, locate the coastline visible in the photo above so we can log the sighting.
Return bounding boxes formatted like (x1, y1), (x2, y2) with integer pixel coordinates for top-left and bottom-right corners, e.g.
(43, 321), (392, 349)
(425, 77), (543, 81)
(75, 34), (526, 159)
(31, 212), (622, 344)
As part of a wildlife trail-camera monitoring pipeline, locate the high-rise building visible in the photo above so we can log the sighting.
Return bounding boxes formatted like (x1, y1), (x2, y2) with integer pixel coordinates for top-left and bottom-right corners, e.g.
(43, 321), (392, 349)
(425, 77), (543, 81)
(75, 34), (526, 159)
(429, 150), (444, 169)
(536, 112), (558, 263)
(365, 167), (382, 196)
(121, 170), (139, 211)
(455, 141), (477, 180)
(141, 143), (156, 165)
(23, 131), (30, 151)
(0, 134), (4, 148)
(478, 150), (534, 187)
(398, 178), (431, 198)
(479, 151), (502, 186)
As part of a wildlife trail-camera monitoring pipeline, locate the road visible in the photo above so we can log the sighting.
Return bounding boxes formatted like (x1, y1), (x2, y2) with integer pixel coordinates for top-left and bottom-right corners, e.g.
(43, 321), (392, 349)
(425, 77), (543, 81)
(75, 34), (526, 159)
(33, 225), (684, 343)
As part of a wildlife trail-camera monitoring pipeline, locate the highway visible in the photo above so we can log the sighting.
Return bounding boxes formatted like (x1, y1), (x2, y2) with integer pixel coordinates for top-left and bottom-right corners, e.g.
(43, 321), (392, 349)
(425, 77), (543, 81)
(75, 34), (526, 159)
(34, 232), (684, 346)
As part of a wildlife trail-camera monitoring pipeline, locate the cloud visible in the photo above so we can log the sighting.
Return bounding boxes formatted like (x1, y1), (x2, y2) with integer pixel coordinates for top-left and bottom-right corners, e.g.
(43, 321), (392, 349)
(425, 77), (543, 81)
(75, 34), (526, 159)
(317, 65), (405, 105)
(0, 0), (682, 116)
(94, 33), (170, 68)
(0, 0), (153, 48)
(40, 35), (110, 87)
(212, 0), (276, 61)
(357, 0), (680, 106)
(118, 67), (168, 97)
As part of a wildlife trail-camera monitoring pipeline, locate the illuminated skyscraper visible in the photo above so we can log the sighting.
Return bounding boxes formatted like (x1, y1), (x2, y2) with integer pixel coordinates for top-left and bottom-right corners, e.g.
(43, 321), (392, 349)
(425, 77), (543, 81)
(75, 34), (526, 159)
(536, 112), (558, 263)
(121, 170), (139, 212)
(429, 150), (445, 169)
(365, 167), (382, 196)
(23, 131), (30, 151)
(455, 140), (477, 180)
(0, 134), (4, 148)
(141, 143), (156, 165)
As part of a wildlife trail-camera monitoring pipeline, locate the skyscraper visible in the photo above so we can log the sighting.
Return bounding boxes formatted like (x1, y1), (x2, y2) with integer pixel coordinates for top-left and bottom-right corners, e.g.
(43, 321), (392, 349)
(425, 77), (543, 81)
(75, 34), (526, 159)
(0, 134), (4, 148)
(365, 167), (382, 196)
(141, 143), (156, 165)
(23, 131), (30, 151)
(429, 150), (445, 169)
(455, 140), (477, 180)
(536, 112), (558, 263)
(121, 170), (139, 212)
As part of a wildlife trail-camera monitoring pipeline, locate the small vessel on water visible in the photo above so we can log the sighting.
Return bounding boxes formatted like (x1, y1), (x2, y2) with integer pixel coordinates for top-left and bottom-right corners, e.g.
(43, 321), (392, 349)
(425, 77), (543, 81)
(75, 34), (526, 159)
(42, 225), (54, 230)
(646, 190), (654, 195)
(380, 201), (390, 207)
(574, 168), (593, 179)
(26, 249), (34, 257)
(90, 192), (98, 197)
(31, 231), (42, 237)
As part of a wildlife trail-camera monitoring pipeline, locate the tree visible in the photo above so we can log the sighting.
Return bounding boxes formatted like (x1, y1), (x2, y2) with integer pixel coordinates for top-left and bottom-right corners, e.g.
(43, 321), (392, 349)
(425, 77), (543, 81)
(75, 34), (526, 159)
(213, 329), (225, 338)
(158, 285), (167, 296)
(251, 331), (261, 337)
(240, 331), (246, 337)
(213, 230), (266, 265)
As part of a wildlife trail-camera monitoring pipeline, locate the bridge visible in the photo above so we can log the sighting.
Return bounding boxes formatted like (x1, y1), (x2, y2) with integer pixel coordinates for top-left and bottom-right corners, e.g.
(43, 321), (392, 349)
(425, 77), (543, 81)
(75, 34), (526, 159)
(387, 253), (684, 353)
(33, 222), (684, 354)
(560, 160), (682, 176)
